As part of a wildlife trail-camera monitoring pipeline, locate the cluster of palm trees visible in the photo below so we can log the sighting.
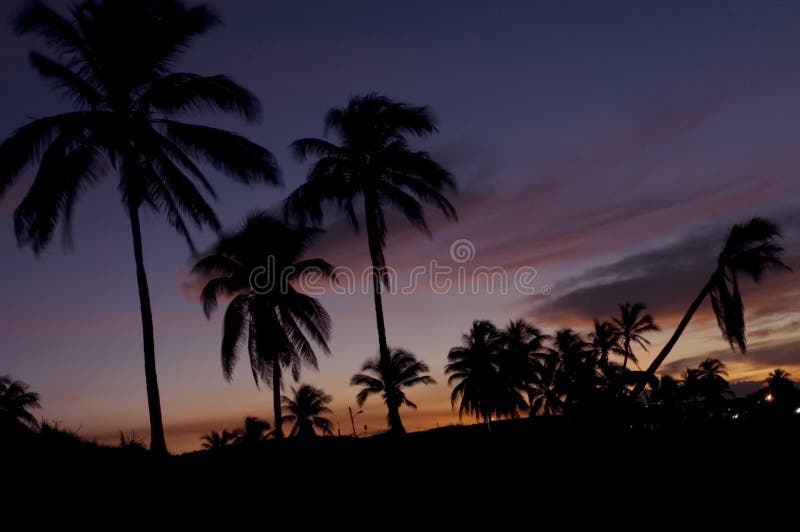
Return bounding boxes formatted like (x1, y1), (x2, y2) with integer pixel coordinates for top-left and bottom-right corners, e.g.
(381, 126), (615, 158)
(0, 0), (793, 453)
(444, 305), (658, 422)
(0, 0), (455, 453)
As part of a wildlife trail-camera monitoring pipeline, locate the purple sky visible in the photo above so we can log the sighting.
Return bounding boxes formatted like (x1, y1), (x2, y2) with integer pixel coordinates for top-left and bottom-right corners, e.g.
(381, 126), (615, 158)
(1, 0), (798, 452)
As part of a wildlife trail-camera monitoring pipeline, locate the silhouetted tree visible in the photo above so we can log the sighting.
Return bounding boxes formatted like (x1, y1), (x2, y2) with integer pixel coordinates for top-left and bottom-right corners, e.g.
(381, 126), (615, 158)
(546, 329), (599, 414)
(446, 320), (527, 423)
(634, 218), (790, 397)
(201, 429), (238, 450)
(282, 384), (334, 438)
(693, 358), (732, 405)
(236, 416), (271, 445)
(351, 348), (436, 433)
(195, 213), (332, 438)
(759, 368), (798, 414)
(0, 375), (41, 429)
(589, 319), (621, 370)
(765, 369), (795, 398)
(285, 94), (456, 434)
(498, 319), (547, 388)
(0, 1), (280, 454)
(528, 352), (564, 416)
(612, 302), (659, 371)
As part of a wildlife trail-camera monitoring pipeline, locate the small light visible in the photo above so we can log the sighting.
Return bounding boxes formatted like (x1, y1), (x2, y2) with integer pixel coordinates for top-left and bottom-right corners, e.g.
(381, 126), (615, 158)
(794, 407), (800, 415)
(732, 413), (739, 420)
(765, 393), (774, 403)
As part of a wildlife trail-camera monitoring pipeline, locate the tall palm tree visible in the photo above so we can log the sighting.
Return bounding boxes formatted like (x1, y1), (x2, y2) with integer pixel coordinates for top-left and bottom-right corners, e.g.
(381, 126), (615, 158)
(350, 348), (436, 434)
(281, 384), (334, 438)
(285, 94), (457, 433)
(200, 429), (237, 450)
(195, 213), (332, 438)
(633, 218), (790, 397)
(612, 302), (659, 371)
(236, 416), (271, 445)
(0, 1), (280, 454)
(0, 375), (41, 429)
(445, 320), (527, 423)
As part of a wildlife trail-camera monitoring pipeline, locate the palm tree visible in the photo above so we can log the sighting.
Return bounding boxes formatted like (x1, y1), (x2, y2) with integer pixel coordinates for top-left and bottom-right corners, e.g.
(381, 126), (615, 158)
(0, 1), (280, 454)
(281, 384), (334, 438)
(633, 218), (790, 397)
(589, 319), (621, 370)
(285, 94), (457, 433)
(528, 352), (564, 416)
(0, 375), (41, 429)
(693, 358), (732, 403)
(765, 369), (794, 395)
(195, 213), (332, 438)
(351, 348), (436, 434)
(200, 429), (238, 450)
(236, 416), (271, 445)
(445, 320), (527, 423)
(498, 320), (547, 384)
(546, 329), (599, 414)
(612, 302), (659, 371)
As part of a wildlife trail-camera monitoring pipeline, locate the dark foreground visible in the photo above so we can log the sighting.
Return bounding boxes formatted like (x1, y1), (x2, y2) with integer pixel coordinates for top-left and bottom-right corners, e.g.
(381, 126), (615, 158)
(3, 417), (798, 514)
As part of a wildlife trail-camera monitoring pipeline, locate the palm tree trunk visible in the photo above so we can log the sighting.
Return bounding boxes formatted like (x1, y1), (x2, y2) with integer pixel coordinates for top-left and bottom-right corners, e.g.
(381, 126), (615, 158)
(364, 202), (403, 435)
(128, 202), (168, 456)
(631, 276), (716, 398)
(272, 357), (283, 438)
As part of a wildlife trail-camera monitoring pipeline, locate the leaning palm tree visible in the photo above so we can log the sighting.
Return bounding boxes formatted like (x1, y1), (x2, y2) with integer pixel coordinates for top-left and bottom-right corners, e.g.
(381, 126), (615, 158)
(195, 213), (332, 438)
(281, 384), (334, 438)
(200, 429), (238, 450)
(0, 1), (280, 454)
(351, 348), (436, 434)
(446, 320), (527, 423)
(632, 218), (790, 397)
(612, 302), (659, 370)
(0, 375), (41, 429)
(285, 94), (457, 433)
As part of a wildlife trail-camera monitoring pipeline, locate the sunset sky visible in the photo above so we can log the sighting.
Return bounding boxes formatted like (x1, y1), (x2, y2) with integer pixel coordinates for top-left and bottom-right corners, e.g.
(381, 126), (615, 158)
(1, 0), (798, 452)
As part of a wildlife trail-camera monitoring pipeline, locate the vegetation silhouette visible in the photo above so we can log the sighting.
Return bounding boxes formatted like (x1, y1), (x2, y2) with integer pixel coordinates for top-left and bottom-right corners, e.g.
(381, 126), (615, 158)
(633, 218), (791, 397)
(0, 375), (41, 430)
(237, 416), (271, 445)
(0, 0), (280, 454)
(194, 213), (332, 437)
(201, 429), (238, 450)
(350, 348), (436, 433)
(612, 302), (659, 371)
(281, 384), (334, 438)
(285, 93), (457, 434)
(445, 320), (528, 424)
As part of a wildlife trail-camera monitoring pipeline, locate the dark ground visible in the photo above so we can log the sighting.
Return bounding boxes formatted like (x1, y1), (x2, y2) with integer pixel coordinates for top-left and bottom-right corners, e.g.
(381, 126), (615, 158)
(3, 417), (798, 517)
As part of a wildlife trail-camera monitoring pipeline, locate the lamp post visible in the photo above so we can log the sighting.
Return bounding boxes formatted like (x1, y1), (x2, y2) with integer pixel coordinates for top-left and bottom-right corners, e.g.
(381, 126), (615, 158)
(348, 406), (363, 438)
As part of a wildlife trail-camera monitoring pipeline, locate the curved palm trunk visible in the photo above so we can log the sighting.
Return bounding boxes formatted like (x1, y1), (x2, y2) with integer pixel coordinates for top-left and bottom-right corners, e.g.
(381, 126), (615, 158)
(128, 203), (168, 456)
(272, 357), (284, 439)
(631, 276), (716, 398)
(364, 201), (403, 435)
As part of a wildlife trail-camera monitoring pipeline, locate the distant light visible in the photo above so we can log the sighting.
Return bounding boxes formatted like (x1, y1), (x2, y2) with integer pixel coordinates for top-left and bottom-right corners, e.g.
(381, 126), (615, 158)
(765, 393), (774, 403)
(732, 413), (739, 420)
(794, 407), (800, 415)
